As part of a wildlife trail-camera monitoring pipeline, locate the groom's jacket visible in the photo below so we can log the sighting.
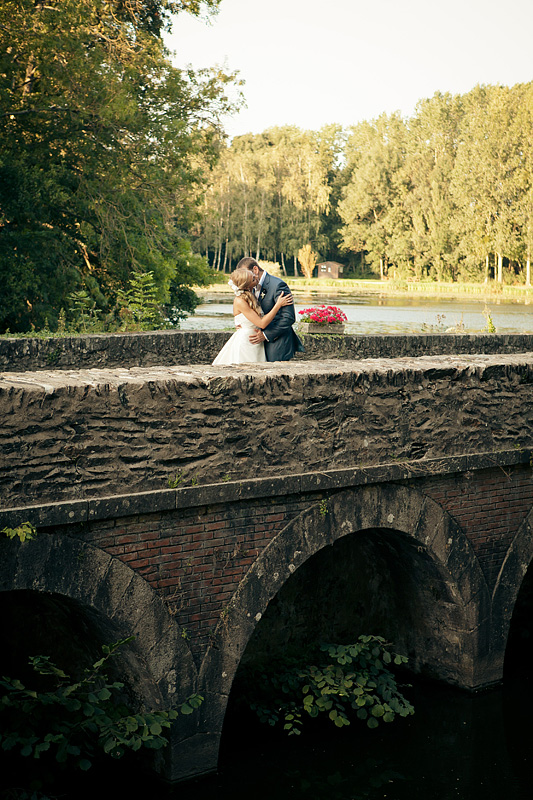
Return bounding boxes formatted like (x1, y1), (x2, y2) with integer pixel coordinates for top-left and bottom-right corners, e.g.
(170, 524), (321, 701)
(259, 273), (304, 362)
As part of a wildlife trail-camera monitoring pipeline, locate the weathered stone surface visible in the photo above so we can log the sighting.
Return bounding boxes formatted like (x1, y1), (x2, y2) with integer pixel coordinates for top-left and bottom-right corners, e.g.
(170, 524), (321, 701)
(2, 354), (533, 509)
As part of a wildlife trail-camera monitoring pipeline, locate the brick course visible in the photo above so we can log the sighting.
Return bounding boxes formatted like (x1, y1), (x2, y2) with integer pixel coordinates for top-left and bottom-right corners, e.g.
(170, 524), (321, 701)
(72, 462), (533, 661)
(419, 463), (533, 587)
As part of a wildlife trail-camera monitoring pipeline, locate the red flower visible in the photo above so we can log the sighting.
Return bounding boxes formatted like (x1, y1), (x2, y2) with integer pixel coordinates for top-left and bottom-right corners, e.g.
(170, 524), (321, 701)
(298, 305), (347, 324)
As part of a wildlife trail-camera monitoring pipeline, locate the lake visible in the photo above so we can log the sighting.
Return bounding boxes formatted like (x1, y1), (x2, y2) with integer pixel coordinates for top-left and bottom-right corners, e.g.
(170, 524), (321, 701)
(181, 293), (533, 335)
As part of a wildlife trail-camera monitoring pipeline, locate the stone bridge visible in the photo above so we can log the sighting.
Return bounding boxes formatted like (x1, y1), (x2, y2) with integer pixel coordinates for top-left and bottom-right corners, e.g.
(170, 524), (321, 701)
(1, 331), (533, 782)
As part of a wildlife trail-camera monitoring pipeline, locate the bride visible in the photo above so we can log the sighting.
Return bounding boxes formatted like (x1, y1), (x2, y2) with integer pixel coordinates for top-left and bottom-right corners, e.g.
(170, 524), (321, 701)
(212, 267), (293, 365)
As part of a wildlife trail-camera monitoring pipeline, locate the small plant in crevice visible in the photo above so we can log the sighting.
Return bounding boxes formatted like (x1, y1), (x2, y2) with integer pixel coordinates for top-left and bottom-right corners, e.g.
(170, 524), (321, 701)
(1, 522), (37, 543)
(237, 635), (414, 736)
(0, 637), (203, 795)
(168, 472), (185, 488)
(167, 471), (199, 488)
(319, 499), (329, 516)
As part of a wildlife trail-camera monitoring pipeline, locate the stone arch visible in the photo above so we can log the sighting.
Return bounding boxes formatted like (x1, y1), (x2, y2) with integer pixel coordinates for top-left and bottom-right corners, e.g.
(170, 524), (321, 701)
(492, 504), (533, 670)
(196, 483), (492, 775)
(0, 534), (197, 710)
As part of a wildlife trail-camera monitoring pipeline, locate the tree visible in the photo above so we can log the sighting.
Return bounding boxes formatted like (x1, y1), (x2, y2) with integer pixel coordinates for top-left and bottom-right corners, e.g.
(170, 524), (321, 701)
(298, 243), (318, 279)
(0, 0), (239, 331)
(402, 92), (463, 281)
(450, 84), (525, 283)
(194, 126), (335, 273)
(339, 113), (409, 279)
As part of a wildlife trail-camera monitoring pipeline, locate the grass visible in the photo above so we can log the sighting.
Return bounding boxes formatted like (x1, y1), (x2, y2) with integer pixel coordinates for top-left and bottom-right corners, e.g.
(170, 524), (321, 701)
(198, 277), (533, 301)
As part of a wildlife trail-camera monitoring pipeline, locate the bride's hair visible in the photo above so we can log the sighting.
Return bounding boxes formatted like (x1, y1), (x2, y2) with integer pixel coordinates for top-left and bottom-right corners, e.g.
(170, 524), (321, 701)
(229, 268), (262, 314)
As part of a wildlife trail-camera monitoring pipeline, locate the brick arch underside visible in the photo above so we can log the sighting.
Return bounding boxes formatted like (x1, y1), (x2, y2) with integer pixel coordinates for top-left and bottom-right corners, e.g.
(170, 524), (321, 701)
(0, 534), (197, 712)
(195, 483), (494, 774)
(492, 504), (533, 661)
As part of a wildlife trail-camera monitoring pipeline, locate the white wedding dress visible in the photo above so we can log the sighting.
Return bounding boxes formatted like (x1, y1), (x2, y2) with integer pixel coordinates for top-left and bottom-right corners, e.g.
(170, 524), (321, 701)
(212, 313), (267, 365)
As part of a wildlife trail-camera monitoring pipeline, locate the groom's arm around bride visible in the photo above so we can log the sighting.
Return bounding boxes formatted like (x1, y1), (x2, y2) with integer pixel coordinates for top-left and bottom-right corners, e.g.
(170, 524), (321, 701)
(237, 257), (304, 362)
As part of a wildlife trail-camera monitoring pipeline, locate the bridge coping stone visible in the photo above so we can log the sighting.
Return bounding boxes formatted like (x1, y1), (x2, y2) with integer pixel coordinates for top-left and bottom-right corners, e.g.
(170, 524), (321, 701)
(0, 448), (530, 530)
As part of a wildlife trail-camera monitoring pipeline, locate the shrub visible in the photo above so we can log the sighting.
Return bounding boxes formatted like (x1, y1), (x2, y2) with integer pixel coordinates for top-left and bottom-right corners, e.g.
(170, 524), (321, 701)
(238, 635), (414, 735)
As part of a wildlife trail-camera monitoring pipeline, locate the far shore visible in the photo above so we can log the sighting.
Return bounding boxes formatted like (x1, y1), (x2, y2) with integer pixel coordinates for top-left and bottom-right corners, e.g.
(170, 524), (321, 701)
(197, 277), (533, 302)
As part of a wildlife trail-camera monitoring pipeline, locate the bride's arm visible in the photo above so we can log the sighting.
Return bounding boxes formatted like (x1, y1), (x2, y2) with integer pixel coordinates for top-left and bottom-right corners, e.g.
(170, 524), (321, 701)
(234, 293), (293, 329)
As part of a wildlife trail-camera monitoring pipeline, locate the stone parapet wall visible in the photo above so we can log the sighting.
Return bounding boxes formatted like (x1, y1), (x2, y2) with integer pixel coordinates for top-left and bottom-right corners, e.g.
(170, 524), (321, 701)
(2, 353), (533, 509)
(2, 330), (533, 372)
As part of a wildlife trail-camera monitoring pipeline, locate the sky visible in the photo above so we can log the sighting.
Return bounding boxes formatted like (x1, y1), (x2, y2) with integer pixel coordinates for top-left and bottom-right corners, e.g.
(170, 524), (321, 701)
(164, 0), (533, 139)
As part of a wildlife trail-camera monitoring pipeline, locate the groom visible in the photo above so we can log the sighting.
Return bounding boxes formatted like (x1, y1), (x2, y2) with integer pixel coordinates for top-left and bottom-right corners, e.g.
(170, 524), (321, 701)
(237, 257), (304, 362)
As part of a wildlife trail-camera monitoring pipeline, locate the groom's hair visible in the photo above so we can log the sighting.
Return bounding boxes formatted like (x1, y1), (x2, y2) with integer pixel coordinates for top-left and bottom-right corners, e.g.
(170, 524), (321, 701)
(237, 256), (263, 273)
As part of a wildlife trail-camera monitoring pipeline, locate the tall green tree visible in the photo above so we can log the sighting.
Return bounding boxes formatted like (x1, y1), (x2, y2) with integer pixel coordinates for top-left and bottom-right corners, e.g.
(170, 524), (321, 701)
(338, 113), (409, 278)
(403, 92), (463, 281)
(0, 0), (238, 331)
(514, 84), (533, 285)
(450, 84), (525, 283)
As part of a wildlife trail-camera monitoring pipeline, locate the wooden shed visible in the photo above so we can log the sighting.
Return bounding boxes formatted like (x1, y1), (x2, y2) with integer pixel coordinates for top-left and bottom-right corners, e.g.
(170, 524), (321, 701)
(314, 261), (345, 279)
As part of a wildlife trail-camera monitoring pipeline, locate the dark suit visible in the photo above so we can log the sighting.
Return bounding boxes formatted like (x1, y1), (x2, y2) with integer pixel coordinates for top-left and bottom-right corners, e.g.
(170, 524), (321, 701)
(258, 273), (304, 362)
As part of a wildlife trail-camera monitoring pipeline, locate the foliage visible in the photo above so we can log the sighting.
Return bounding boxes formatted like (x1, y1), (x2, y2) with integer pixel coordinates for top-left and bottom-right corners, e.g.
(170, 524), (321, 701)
(0, 637), (203, 779)
(166, 239), (215, 324)
(298, 306), (347, 325)
(66, 291), (101, 334)
(192, 125), (340, 272)
(0, 0), (240, 333)
(482, 305), (497, 333)
(239, 635), (414, 736)
(116, 271), (166, 331)
(298, 244), (319, 279)
(1, 522), (37, 543)
(196, 83), (533, 286)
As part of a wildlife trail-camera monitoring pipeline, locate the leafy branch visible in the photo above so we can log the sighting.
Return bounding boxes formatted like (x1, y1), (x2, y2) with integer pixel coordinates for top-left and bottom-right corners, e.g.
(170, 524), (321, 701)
(0, 637), (202, 775)
(1, 522), (37, 543)
(239, 635), (414, 736)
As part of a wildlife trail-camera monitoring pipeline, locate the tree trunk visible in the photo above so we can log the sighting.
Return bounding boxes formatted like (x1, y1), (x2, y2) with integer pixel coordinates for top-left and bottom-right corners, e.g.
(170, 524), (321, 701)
(497, 252), (503, 283)
(222, 240), (228, 273)
(526, 257), (531, 287)
(22, 1), (44, 100)
(280, 252), (287, 276)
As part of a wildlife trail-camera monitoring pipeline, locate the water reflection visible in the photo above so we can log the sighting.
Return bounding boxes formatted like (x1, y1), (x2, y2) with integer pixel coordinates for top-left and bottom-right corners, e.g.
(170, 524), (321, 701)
(181, 294), (533, 336)
(21, 676), (530, 800)
(175, 678), (529, 800)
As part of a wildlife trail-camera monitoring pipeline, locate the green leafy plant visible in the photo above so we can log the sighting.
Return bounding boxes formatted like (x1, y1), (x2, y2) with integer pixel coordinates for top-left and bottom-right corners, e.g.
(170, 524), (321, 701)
(167, 471), (199, 488)
(0, 638), (202, 776)
(239, 635), (413, 735)
(168, 472), (185, 488)
(116, 271), (166, 331)
(1, 522), (37, 543)
(482, 305), (496, 332)
(67, 290), (100, 334)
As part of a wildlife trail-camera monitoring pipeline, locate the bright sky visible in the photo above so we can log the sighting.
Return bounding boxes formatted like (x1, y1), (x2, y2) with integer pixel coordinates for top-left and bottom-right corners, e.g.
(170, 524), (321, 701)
(164, 0), (533, 139)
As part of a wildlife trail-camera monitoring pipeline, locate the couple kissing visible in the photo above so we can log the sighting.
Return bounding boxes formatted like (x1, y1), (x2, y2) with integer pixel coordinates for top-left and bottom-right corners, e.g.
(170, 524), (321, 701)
(212, 257), (304, 365)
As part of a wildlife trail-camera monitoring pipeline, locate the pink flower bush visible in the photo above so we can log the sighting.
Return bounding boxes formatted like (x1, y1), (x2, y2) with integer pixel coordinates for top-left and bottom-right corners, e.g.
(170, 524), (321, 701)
(298, 305), (347, 325)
